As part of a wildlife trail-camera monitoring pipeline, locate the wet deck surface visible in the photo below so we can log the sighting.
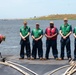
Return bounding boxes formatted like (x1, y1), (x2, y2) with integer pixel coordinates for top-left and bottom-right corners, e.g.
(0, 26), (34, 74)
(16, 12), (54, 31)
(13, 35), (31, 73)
(0, 55), (71, 75)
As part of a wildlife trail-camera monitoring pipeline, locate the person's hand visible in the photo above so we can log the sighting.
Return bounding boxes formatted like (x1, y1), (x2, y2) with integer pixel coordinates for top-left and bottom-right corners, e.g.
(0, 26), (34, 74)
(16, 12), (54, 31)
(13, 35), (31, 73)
(63, 36), (66, 39)
(75, 36), (76, 38)
(35, 38), (39, 41)
(22, 37), (26, 41)
(48, 36), (53, 39)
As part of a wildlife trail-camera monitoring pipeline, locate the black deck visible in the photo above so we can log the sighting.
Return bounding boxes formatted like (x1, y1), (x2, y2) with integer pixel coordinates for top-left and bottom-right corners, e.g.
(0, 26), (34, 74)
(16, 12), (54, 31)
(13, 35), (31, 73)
(0, 55), (71, 75)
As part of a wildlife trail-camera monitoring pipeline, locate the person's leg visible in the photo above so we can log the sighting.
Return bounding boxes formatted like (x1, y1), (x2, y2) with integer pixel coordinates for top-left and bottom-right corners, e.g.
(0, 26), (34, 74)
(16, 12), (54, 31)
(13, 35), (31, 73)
(26, 41), (31, 59)
(32, 41), (37, 59)
(60, 38), (65, 59)
(45, 40), (50, 59)
(0, 52), (2, 58)
(74, 39), (76, 60)
(38, 40), (43, 59)
(20, 44), (24, 59)
(52, 40), (58, 59)
(66, 38), (71, 59)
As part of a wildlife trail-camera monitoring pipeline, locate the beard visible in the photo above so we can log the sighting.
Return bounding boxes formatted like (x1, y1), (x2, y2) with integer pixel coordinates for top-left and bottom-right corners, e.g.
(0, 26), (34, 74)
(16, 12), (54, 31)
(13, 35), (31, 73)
(50, 25), (54, 28)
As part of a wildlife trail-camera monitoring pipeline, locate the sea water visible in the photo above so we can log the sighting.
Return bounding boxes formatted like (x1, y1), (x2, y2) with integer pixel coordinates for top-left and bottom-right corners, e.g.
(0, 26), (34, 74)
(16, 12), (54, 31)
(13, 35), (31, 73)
(0, 19), (76, 58)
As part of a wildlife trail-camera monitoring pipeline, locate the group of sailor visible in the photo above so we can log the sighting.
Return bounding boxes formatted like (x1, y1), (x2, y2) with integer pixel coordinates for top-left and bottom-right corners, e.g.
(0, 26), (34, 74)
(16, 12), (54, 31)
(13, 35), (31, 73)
(19, 18), (76, 61)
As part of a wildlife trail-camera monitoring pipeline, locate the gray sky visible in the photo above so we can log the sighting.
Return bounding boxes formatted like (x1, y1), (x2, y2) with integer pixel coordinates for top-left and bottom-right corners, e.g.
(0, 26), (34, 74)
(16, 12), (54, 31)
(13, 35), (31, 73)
(0, 0), (76, 19)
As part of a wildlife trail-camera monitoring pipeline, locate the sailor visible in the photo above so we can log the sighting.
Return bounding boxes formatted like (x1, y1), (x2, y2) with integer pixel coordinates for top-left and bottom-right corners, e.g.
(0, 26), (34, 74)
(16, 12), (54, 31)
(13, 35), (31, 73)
(45, 21), (58, 60)
(0, 34), (6, 62)
(0, 34), (5, 43)
(19, 21), (31, 59)
(73, 27), (76, 60)
(31, 23), (43, 60)
(59, 18), (72, 60)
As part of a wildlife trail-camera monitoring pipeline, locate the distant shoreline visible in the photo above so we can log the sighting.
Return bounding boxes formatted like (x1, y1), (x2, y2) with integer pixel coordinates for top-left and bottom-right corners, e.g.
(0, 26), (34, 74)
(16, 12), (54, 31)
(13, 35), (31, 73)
(0, 14), (76, 20)
(29, 14), (76, 20)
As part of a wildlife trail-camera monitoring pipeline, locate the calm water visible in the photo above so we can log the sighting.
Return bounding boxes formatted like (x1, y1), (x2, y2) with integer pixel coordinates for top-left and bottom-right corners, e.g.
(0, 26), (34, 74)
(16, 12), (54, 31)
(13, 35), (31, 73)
(0, 20), (76, 58)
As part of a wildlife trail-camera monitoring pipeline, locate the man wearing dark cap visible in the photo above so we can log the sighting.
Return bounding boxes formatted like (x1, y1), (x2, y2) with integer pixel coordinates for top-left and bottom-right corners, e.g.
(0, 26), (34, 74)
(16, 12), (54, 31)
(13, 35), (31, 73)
(45, 21), (58, 60)
(59, 18), (72, 60)
(20, 21), (31, 59)
(31, 23), (43, 60)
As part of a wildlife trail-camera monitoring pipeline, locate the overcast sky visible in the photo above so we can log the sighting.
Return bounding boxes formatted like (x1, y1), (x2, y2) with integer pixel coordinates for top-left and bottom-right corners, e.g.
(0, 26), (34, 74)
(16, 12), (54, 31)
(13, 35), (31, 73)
(0, 0), (76, 19)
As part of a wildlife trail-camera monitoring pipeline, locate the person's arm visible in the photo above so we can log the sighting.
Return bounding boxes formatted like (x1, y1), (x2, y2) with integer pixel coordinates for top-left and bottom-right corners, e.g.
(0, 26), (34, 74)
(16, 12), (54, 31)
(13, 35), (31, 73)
(59, 30), (72, 39)
(24, 27), (30, 38)
(45, 34), (49, 38)
(59, 30), (64, 37)
(45, 29), (48, 37)
(73, 28), (76, 38)
(73, 33), (76, 38)
(32, 35), (35, 40)
(65, 31), (72, 38)
(35, 35), (43, 41)
(45, 29), (57, 39)
(31, 30), (35, 40)
(65, 26), (72, 38)
(50, 28), (58, 38)
(59, 26), (64, 37)
(50, 33), (57, 38)
(45, 29), (51, 38)
(24, 32), (30, 38)
(20, 28), (26, 41)
(20, 32), (26, 41)
(59, 26), (65, 39)
(59, 30), (71, 39)
(36, 30), (43, 41)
